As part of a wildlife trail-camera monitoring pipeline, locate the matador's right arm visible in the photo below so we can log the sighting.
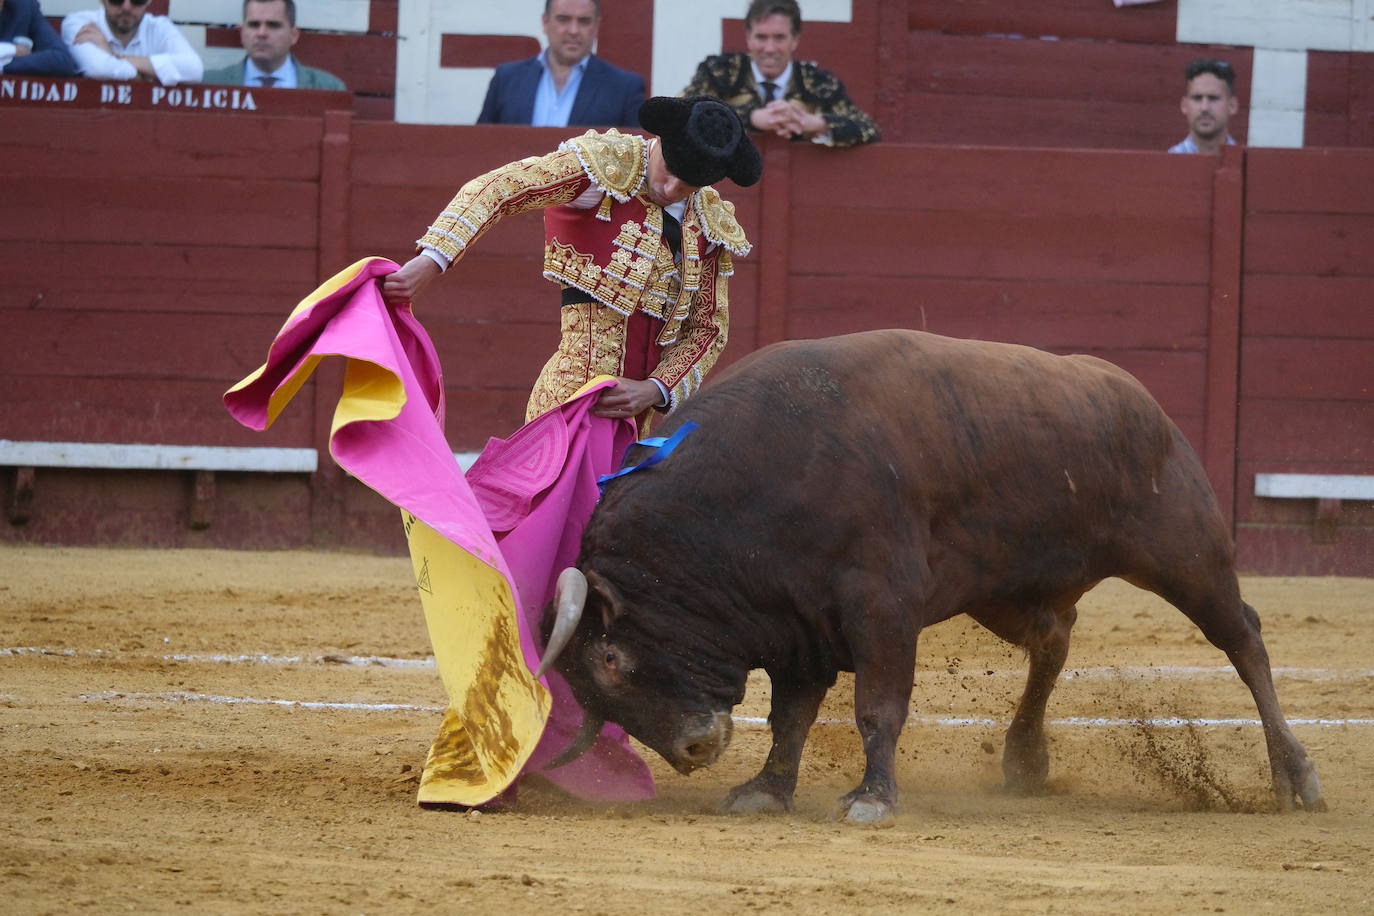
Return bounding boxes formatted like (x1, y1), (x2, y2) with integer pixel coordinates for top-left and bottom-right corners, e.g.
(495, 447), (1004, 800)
(415, 147), (592, 269)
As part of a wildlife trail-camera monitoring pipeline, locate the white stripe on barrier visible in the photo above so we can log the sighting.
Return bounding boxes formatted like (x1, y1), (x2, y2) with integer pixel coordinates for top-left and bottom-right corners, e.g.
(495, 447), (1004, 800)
(1255, 472), (1374, 500)
(0, 440), (318, 473)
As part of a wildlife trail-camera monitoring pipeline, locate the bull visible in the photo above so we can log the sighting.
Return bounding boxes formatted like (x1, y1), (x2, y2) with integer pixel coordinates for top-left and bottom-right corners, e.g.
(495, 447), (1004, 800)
(535, 329), (1325, 823)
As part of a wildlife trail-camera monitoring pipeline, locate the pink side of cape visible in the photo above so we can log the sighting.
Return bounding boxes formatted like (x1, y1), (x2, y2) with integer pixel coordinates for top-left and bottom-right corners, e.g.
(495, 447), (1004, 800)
(224, 257), (655, 802)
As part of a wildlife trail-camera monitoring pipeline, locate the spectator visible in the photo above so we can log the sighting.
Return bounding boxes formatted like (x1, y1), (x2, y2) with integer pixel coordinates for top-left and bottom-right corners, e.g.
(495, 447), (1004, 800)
(1, 0), (78, 76)
(1169, 58), (1239, 154)
(382, 96), (761, 431)
(61, 0), (202, 86)
(477, 0), (644, 128)
(683, 0), (879, 148)
(202, 0), (344, 90)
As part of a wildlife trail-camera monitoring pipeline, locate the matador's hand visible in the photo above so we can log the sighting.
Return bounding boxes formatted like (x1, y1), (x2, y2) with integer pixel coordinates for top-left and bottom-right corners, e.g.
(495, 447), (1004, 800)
(592, 378), (663, 419)
(382, 255), (441, 305)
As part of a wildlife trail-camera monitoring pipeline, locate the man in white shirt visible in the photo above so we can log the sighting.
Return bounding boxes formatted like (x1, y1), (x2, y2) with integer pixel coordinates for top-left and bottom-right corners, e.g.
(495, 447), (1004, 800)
(62, 0), (203, 86)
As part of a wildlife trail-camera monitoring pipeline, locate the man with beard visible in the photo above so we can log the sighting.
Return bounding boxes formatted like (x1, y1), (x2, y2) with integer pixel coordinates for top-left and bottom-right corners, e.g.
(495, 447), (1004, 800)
(683, 0), (879, 148)
(1169, 58), (1240, 154)
(202, 0), (345, 90)
(477, 0), (644, 128)
(61, 0), (202, 85)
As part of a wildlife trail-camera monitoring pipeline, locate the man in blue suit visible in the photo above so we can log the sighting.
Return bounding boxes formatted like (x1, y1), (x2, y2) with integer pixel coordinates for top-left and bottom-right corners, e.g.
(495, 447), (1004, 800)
(1, 0), (78, 76)
(477, 0), (644, 128)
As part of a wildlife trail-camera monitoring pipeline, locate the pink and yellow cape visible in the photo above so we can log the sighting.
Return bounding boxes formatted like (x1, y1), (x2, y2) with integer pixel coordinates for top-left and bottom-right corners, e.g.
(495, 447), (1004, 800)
(224, 257), (654, 806)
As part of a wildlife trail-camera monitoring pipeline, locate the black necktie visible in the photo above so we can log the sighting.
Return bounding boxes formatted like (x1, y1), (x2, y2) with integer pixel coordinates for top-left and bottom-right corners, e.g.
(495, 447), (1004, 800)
(259, 75), (278, 87)
(761, 80), (778, 102)
(661, 210), (682, 259)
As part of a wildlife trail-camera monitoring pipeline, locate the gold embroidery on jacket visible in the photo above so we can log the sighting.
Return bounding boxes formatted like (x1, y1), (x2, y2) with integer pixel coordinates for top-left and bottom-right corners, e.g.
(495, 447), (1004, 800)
(560, 129), (648, 201)
(693, 187), (750, 256)
(526, 303), (629, 421)
(653, 251), (729, 402)
(416, 129), (739, 418)
(416, 149), (588, 265)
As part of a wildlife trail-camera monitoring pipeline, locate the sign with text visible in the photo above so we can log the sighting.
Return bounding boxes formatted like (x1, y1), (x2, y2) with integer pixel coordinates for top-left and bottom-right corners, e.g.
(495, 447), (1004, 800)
(0, 75), (351, 115)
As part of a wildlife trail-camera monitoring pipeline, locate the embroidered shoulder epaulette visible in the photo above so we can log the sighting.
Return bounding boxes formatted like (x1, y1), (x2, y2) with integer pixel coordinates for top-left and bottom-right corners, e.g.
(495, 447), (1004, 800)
(693, 187), (751, 257)
(560, 129), (649, 202)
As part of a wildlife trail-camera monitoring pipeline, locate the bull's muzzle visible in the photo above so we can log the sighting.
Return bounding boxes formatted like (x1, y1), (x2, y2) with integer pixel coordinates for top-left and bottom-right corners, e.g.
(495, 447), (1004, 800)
(670, 711), (733, 774)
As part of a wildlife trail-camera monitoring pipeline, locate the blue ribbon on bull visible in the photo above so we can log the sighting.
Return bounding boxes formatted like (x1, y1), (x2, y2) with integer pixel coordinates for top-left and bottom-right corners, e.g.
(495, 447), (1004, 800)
(597, 420), (698, 491)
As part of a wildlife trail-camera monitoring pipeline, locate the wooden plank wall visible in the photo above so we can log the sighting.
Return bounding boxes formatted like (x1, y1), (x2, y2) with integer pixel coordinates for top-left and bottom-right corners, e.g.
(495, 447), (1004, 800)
(0, 107), (340, 549)
(3, 110), (1372, 572)
(0, 108), (322, 452)
(905, 0), (1248, 151)
(775, 143), (1217, 452)
(1235, 148), (1374, 574)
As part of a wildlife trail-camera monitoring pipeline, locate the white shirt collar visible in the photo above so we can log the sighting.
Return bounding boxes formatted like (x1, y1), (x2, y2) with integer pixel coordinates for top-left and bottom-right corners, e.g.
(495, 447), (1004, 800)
(750, 59), (792, 94)
(539, 48), (591, 73)
(244, 56), (297, 87)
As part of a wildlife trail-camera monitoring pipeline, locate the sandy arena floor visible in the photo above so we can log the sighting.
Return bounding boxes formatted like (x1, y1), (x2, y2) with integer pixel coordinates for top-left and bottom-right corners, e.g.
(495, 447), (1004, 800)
(2, 545), (1372, 914)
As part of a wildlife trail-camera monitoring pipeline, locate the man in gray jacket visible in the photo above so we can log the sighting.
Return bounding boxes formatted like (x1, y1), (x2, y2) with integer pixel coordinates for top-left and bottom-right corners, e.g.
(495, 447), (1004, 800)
(202, 0), (344, 90)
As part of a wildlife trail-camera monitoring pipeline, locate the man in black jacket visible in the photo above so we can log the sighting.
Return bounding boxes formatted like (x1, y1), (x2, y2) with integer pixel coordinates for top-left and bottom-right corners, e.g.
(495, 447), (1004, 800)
(682, 0), (879, 148)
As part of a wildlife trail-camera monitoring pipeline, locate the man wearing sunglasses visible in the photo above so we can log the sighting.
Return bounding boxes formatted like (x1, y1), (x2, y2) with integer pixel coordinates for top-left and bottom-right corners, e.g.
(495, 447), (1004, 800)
(1169, 58), (1239, 154)
(61, 0), (203, 86)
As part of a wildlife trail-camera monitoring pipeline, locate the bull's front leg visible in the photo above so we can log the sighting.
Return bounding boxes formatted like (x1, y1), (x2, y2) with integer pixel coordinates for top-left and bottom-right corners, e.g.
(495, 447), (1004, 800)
(721, 674), (827, 814)
(838, 638), (918, 824)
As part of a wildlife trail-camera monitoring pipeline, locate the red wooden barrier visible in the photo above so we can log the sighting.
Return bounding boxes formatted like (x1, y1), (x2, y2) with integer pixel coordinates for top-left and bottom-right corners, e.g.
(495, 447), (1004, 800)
(2, 108), (1371, 573)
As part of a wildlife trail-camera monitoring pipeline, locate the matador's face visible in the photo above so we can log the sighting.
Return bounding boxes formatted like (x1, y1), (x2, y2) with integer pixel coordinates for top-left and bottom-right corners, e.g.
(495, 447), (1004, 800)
(645, 141), (702, 208)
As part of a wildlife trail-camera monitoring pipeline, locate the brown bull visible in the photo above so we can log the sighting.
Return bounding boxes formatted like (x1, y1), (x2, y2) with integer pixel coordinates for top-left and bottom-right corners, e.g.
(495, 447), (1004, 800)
(538, 329), (1325, 823)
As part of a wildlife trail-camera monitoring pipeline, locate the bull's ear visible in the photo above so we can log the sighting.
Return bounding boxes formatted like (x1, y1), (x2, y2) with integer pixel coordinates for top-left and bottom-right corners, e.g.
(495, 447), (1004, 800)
(585, 570), (627, 630)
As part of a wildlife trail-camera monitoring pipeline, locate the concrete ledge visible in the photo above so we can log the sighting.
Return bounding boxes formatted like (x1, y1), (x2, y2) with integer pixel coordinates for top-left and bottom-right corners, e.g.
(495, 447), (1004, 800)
(0, 441), (319, 474)
(1255, 474), (1374, 500)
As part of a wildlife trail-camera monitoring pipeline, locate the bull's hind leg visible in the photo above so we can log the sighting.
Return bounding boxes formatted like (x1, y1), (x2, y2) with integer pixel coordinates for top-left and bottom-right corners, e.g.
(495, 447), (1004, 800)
(721, 675), (828, 814)
(969, 597), (1079, 794)
(1126, 566), (1326, 812)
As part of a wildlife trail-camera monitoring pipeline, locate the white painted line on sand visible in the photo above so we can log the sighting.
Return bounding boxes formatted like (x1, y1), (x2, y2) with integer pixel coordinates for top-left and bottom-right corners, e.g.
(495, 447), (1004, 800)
(71, 691), (1374, 728)
(1, 647), (434, 668)
(80, 690), (441, 712)
(7, 648), (1371, 682)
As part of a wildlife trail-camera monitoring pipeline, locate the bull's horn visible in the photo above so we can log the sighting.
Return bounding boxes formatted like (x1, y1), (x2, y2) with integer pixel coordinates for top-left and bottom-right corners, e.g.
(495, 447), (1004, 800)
(534, 567), (587, 680)
(544, 713), (605, 771)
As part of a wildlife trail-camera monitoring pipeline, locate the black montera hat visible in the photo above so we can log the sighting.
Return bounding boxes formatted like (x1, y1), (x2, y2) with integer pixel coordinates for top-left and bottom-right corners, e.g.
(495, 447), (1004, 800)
(638, 95), (764, 188)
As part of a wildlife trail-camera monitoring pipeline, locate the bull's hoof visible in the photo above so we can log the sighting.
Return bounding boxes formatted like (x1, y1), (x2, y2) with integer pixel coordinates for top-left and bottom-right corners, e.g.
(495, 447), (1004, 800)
(721, 788), (791, 814)
(1287, 765), (1326, 812)
(1002, 733), (1049, 795)
(1003, 768), (1049, 797)
(840, 798), (893, 826)
(1271, 758), (1326, 812)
